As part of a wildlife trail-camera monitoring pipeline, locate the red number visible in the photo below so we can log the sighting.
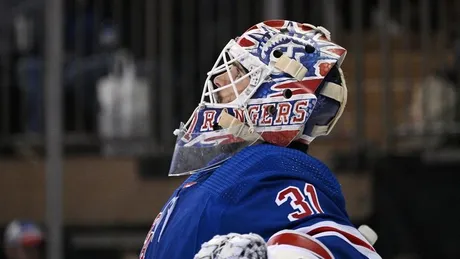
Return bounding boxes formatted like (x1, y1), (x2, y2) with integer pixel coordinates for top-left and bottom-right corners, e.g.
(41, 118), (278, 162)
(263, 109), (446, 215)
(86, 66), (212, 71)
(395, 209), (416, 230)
(304, 183), (324, 213)
(275, 184), (323, 221)
(276, 186), (313, 221)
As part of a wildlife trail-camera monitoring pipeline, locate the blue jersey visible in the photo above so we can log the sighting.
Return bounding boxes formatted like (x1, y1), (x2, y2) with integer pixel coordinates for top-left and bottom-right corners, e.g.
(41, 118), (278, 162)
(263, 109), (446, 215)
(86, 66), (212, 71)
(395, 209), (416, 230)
(140, 144), (379, 259)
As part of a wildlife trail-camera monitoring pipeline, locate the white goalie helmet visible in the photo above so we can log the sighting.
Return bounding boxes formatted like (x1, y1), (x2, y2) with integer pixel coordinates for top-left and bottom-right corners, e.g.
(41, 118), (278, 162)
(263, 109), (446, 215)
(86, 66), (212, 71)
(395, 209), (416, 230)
(169, 20), (348, 176)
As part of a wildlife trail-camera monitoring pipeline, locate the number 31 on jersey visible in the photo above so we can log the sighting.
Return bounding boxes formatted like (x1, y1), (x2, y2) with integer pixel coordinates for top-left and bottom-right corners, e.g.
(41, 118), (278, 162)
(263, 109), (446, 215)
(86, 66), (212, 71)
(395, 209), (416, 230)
(275, 183), (324, 222)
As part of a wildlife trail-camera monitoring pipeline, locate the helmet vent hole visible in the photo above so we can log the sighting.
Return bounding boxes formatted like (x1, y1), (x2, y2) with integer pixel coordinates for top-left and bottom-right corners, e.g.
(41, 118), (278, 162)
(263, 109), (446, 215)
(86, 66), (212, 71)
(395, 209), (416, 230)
(283, 89), (293, 99)
(213, 123), (222, 131)
(305, 44), (315, 53)
(273, 49), (283, 58)
(267, 105), (277, 115)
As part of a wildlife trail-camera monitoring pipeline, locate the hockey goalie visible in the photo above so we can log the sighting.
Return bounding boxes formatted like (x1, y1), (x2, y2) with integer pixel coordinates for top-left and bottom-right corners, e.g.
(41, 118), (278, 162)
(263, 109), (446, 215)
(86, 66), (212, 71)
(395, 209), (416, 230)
(139, 19), (382, 259)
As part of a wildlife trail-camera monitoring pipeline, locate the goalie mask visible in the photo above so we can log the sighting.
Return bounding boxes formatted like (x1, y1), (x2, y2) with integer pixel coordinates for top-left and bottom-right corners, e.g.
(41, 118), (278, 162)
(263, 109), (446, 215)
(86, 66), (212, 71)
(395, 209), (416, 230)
(170, 20), (348, 176)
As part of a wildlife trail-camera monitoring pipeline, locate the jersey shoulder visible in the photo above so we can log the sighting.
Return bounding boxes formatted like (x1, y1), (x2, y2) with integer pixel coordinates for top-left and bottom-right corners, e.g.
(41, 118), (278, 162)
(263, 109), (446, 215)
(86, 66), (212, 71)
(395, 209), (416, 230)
(202, 144), (345, 210)
(201, 144), (352, 239)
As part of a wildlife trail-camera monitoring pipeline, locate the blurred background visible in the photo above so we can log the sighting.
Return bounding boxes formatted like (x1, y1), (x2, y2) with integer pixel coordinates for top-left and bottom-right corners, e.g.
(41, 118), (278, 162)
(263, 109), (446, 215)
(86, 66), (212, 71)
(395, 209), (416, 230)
(1, 0), (460, 258)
